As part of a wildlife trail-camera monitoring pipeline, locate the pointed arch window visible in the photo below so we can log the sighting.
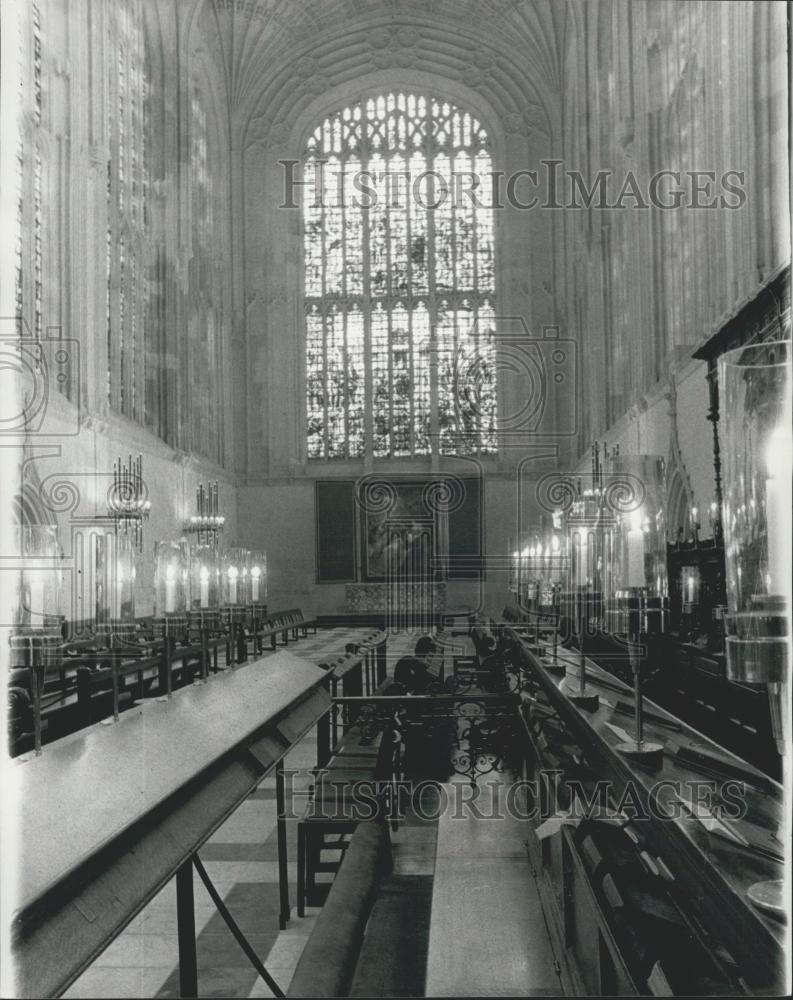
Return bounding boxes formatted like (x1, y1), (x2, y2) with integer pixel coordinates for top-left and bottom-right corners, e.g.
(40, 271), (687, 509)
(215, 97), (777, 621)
(304, 92), (498, 460)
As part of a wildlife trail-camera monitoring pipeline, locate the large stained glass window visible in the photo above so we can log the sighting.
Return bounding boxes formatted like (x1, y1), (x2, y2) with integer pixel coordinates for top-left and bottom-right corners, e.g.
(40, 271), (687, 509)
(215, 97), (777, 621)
(304, 93), (497, 460)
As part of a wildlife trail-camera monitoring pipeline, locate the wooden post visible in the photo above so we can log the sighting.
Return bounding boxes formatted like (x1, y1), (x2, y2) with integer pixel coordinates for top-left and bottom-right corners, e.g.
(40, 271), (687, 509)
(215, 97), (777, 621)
(275, 759), (290, 929)
(160, 635), (173, 698)
(176, 860), (198, 998)
(316, 703), (331, 768)
(200, 628), (209, 682)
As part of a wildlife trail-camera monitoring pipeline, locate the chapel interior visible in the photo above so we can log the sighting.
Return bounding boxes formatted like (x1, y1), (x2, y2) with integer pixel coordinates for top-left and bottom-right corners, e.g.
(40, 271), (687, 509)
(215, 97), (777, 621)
(1, 1), (791, 998)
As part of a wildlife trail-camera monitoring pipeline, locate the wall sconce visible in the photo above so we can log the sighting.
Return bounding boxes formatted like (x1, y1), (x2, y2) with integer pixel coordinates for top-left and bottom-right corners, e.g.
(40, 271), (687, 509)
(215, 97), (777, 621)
(109, 454), (151, 551)
(185, 482), (225, 546)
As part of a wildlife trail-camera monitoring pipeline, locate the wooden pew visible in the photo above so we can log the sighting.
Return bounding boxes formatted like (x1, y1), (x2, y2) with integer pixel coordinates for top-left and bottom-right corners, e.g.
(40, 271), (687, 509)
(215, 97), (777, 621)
(8, 608), (319, 753)
(289, 822), (393, 998)
(253, 609), (317, 653)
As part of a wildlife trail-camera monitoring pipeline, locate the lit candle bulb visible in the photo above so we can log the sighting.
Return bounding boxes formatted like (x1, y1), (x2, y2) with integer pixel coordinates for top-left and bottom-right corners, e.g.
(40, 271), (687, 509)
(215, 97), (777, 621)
(28, 571), (44, 623)
(626, 508), (645, 588)
(251, 565), (261, 603)
(113, 562), (124, 619)
(165, 563), (176, 613)
(227, 565), (238, 604)
(765, 424), (792, 596)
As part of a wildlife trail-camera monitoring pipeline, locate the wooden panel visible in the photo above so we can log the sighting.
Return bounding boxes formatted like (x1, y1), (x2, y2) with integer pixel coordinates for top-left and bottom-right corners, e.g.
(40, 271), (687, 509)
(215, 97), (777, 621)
(426, 780), (562, 997)
(448, 476), (482, 580)
(315, 480), (357, 582)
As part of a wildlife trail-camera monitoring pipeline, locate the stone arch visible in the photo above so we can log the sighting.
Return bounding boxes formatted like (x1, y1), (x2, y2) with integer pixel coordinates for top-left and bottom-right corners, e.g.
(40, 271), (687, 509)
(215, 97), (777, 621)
(666, 465), (691, 541)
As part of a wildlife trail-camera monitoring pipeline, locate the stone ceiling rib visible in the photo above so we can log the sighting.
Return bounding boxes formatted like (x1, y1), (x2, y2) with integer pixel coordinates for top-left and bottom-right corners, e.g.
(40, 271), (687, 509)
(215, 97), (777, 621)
(193, 0), (567, 143)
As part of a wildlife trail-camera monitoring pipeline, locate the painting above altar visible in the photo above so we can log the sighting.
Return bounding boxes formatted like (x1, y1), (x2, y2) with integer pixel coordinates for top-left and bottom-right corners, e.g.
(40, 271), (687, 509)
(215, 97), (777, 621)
(363, 481), (435, 581)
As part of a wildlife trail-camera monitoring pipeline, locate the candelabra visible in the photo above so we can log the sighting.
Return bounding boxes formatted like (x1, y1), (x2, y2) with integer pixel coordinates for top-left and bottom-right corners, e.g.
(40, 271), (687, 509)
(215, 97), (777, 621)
(559, 477), (604, 709)
(185, 482), (226, 546)
(109, 454), (151, 551)
(15, 523), (62, 630)
(606, 454), (668, 763)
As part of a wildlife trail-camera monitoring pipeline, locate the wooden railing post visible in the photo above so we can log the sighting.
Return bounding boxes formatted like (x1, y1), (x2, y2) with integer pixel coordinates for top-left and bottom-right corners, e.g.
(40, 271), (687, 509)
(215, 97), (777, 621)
(160, 635), (173, 698)
(275, 759), (290, 929)
(176, 859), (198, 998)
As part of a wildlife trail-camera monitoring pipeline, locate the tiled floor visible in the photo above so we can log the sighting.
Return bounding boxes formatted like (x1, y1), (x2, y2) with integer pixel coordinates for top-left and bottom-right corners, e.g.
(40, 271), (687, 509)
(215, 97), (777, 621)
(64, 627), (428, 1000)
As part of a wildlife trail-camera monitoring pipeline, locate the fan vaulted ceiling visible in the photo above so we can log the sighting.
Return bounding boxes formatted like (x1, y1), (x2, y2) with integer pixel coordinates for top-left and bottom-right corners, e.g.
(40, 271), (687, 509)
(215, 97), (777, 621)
(185, 0), (574, 148)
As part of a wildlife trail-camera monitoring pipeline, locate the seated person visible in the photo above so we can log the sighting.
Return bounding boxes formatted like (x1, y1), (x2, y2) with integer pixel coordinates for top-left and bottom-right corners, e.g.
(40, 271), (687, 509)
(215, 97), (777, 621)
(470, 627), (496, 659)
(480, 652), (510, 693)
(392, 656), (430, 695)
(414, 635), (437, 658)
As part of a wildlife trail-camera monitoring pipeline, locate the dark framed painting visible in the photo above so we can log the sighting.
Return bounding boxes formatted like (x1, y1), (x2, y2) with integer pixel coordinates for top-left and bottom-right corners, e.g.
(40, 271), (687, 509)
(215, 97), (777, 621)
(361, 480), (436, 582)
(357, 474), (482, 583)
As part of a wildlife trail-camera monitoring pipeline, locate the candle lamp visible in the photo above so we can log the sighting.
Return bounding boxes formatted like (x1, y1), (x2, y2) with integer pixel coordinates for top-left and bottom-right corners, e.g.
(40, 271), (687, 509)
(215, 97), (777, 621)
(94, 532), (138, 654)
(719, 339), (790, 916)
(603, 455), (668, 761)
(17, 523), (62, 630)
(606, 455), (669, 638)
(559, 490), (601, 709)
(509, 541), (520, 594)
(188, 543), (220, 610)
(248, 550), (267, 607)
(11, 524), (64, 753)
(681, 566), (700, 607)
(154, 539), (189, 619)
(708, 500), (720, 538)
(222, 548), (250, 607)
(689, 505), (700, 544)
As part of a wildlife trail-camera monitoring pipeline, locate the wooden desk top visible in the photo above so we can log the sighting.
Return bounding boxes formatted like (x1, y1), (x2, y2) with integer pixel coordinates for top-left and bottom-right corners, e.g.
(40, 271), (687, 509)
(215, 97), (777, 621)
(9, 650), (328, 912)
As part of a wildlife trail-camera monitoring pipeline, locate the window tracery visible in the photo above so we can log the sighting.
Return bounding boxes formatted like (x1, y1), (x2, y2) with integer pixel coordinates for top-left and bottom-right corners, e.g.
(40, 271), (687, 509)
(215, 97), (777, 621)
(304, 92), (498, 460)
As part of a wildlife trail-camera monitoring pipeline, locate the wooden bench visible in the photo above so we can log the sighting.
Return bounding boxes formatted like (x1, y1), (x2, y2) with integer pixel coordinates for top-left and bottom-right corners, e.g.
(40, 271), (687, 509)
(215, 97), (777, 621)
(7, 608), (320, 752)
(297, 727), (392, 915)
(289, 821), (392, 998)
(299, 646), (395, 917)
(11, 616), (239, 748)
(253, 608), (318, 653)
